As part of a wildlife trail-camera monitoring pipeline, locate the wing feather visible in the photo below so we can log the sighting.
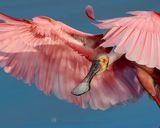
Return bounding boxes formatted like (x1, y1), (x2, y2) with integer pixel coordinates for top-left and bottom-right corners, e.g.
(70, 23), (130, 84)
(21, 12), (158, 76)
(96, 11), (160, 69)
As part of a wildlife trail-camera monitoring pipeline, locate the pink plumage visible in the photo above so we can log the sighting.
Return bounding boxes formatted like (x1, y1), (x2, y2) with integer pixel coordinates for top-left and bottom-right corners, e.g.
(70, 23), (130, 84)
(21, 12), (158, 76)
(0, 12), (144, 110)
(94, 10), (160, 69)
(85, 5), (95, 20)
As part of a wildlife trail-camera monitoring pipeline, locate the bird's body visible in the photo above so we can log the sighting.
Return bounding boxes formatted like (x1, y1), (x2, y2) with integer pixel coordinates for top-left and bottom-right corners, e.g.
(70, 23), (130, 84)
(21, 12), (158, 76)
(0, 7), (159, 110)
(85, 5), (160, 107)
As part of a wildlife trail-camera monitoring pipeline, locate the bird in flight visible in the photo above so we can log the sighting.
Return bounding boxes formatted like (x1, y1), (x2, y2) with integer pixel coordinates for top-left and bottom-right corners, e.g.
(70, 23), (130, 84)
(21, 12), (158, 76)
(0, 5), (159, 110)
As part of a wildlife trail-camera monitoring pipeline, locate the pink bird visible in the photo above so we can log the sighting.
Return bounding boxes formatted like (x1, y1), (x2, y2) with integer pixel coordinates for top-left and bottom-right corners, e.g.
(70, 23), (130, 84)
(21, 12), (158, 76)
(85, 5), (160, 107)
(0, 8), (157, 110)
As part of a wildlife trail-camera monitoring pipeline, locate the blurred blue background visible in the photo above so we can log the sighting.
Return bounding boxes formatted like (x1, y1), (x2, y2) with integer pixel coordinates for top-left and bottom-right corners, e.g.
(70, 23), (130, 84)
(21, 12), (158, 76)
(0, 0), (160, 128)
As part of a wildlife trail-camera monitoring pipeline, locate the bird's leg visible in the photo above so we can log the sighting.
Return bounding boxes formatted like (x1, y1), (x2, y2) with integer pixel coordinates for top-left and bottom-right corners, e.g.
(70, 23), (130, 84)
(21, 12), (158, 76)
(71, 48), (122, 96)
(136, 67), (160, 107)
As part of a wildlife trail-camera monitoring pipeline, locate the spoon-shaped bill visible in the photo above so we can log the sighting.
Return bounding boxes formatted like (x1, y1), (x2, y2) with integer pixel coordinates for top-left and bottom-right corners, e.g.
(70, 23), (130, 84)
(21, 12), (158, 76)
(71, 60), (100, 96)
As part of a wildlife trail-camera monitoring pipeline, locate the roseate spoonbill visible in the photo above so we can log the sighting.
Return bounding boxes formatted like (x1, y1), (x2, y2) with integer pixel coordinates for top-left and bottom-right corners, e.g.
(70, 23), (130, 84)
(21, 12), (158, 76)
(78, 5), (160, 107)
(0, 11), (151, 110)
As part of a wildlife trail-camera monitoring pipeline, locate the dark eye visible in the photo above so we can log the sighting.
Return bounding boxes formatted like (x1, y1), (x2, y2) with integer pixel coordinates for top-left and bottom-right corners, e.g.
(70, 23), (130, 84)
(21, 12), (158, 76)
(102, 58), (106, 63)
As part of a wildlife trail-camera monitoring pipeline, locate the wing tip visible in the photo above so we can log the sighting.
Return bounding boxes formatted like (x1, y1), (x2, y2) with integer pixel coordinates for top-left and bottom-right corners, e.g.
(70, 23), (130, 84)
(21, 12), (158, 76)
(126, 11), (153, 16)
(0, 12), (30, 23)
(85, 5), (96, 20)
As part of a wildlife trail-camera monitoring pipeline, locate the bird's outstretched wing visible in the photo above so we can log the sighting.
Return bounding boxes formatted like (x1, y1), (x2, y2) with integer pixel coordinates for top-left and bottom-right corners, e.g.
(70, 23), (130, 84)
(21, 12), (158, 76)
(86, 6), (160, 69)
(0, 13), (143, 110)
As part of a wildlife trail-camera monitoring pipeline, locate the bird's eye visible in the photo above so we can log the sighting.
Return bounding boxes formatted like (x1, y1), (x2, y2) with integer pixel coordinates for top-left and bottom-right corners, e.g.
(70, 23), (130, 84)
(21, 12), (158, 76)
(102, 58), (106, 63)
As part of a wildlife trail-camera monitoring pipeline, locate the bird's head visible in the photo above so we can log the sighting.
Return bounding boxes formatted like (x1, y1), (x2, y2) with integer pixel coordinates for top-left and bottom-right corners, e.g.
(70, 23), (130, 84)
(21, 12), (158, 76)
(84, 54), (109, 79)
(94, 54), (109, 75)
(71, 54), (109, 96)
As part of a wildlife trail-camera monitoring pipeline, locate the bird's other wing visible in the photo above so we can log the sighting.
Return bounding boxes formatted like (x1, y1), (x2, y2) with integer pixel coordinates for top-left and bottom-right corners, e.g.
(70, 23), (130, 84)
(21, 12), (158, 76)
(99, 11), (160, 70)
(85, 6), (160, 70)
(0, 12), (102, 91)
(0, 13), (143, 110)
